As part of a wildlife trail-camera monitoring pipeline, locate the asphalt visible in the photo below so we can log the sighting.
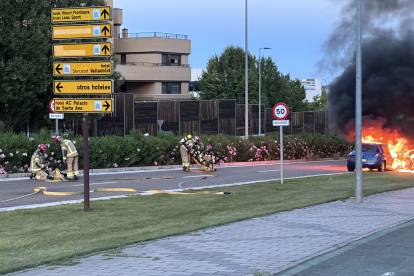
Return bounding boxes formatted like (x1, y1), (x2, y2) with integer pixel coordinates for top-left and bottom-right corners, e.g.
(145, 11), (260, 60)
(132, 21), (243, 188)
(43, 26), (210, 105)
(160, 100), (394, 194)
(4, 161), (414, 276)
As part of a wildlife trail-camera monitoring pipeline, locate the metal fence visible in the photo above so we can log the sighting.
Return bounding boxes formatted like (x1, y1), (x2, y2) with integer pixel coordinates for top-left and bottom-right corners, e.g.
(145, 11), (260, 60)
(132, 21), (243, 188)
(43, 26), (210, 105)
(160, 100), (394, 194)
(96, 96), (329, 137)
(120, 32), (188, 40)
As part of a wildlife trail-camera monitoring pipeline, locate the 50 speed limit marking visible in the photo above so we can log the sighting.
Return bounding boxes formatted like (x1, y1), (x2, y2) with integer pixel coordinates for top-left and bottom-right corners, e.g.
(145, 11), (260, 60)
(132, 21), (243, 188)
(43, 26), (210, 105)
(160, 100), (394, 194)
(272, 102), (289, 120)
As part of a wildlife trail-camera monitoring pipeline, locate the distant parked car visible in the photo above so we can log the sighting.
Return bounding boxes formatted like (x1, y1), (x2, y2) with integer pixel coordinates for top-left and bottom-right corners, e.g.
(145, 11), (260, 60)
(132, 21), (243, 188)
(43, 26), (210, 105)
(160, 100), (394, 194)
(347, 143), (393, 172)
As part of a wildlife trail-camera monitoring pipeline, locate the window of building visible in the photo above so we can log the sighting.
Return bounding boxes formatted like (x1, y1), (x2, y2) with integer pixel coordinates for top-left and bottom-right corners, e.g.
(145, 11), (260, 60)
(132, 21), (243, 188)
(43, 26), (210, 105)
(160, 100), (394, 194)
(121, 54), (126, 65)
(162, 82), (181, 94)
(162, 54), (181, 66)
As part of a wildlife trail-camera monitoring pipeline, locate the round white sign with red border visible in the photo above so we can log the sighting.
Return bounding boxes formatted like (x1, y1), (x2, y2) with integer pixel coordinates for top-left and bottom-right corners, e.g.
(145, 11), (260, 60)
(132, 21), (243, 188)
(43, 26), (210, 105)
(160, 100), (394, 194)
(49, 98), (56, 113)
(272, 102), (289, 120)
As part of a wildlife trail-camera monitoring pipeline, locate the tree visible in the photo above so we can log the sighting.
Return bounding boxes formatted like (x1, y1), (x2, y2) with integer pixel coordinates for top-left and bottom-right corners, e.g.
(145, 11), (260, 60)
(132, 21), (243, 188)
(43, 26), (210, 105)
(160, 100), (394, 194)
(0, 0), (124, 132)
(307, 87), (328, 111)
(198, 45), (307, 112)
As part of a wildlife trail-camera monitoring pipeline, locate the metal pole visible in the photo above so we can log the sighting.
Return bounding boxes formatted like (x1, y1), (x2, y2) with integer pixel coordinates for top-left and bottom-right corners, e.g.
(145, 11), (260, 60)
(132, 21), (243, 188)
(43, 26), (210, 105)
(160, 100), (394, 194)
(280, 126), (283, 184)
(259, 48), (262, 135)
(55, 119), (58, 135)
(83, 114), (90, 211)
(355, 0), (363, 203)
(244, 0), (249, 139)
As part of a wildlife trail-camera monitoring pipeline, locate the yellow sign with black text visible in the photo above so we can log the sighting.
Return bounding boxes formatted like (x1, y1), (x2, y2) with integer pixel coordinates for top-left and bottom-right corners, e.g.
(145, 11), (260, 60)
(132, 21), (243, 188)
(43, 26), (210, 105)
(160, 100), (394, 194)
(53, 43), (111, 58)
(54, 61), (112, 76)
(52, 24), (111, 39)
(54, 98), (113, 113)
(53, 80), (113, 94)
(51, 6), (111, 23)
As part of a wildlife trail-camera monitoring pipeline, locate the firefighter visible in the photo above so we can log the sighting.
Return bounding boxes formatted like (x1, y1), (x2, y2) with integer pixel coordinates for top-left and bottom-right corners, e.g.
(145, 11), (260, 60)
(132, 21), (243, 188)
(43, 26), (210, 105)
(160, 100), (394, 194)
(30, 144), (53, 180)
(180, 135), (200, 171)
(54, 136), (78, 180)
(198, 145), (216, 171)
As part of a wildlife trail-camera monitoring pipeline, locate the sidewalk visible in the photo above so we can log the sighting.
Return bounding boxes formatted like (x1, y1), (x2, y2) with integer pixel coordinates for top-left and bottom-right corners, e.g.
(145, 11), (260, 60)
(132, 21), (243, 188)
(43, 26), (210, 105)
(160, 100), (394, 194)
(7, 186), (414, 276)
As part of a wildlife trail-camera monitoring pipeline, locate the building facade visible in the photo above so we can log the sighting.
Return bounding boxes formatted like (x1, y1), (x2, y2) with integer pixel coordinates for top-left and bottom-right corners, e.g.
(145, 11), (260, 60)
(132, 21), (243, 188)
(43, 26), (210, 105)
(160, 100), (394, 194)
(300, 77), (322, 102)
(111, 5), (191, 100)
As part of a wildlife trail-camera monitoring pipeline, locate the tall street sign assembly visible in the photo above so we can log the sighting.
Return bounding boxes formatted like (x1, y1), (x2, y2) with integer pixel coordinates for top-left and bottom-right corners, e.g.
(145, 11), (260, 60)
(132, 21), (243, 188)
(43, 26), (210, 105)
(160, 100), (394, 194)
(51, 6), (113, 211)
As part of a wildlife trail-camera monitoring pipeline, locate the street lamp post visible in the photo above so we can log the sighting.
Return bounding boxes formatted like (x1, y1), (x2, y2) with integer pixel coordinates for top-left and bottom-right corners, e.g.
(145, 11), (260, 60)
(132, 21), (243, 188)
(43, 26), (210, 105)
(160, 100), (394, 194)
(245, 0), (248, 139)
(259, 47), (271, 135)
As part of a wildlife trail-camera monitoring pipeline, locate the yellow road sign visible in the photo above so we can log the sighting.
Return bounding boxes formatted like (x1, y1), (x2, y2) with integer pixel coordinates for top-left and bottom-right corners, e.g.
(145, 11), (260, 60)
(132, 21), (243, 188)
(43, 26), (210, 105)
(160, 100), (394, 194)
(53, 80), (113, 94)
(54, 98), (113, 113)
(52, 6), (111, 23)
(52, 24), (111, 39)
(53, 42), (111, 58)
(54, 61), (112, 76)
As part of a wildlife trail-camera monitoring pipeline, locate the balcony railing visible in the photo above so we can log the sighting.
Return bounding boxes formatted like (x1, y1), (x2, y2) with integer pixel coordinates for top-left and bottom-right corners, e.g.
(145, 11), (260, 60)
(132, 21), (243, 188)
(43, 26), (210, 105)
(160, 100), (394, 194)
(116, 61), (190, 68)
(120, 32), (188, 40)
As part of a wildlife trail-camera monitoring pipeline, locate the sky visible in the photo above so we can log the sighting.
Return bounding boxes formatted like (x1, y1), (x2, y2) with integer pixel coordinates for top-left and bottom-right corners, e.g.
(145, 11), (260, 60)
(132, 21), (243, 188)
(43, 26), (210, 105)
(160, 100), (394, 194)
(113, 0), (342, 83)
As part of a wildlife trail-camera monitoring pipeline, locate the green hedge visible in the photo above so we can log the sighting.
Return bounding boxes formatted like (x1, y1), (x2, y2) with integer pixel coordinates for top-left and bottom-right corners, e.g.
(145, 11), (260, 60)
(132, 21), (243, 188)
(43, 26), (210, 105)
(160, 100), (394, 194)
(0, 130), (354, 174)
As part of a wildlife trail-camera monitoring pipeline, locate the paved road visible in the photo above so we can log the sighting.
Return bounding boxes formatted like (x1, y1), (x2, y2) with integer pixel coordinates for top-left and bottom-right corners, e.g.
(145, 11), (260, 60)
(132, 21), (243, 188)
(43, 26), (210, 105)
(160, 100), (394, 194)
(0, 160), (347, 210)
(5, 175), (414, 276)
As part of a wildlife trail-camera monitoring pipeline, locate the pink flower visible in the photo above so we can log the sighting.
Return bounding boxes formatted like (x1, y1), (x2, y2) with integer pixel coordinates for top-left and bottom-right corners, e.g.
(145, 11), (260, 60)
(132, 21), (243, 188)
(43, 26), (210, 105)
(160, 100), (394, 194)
(52, 135), (56, 139)
(154, 161), (158, 165)
(44, 153), (48, 158)
(100, 150), (102, 153)
(88, 138), (90, 141)
(0, 149), (2, 152)
(137, 148), (140, 152)
(157, 147), (159, 150)
(49, 157), (53, 160)
(46, 143), (50, 148)
(28, 168), (32, 172)
(208, 138), (210, 141)
(160, 155), (164, 158)
(29, 137), (34, 141)
(0, 154), (5, 158)
(73, 141), (76, 144)
(10, 153), (13, 157)
(48, 168), (52, 171)
(5, 161), (9, 164)
(51, 152), (54, 155)
(113, 163), (118, 168)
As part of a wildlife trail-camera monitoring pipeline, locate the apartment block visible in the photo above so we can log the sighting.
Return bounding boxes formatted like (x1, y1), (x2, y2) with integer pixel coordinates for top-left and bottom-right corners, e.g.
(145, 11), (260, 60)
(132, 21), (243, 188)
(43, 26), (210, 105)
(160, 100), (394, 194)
(112, 6), (191, 100)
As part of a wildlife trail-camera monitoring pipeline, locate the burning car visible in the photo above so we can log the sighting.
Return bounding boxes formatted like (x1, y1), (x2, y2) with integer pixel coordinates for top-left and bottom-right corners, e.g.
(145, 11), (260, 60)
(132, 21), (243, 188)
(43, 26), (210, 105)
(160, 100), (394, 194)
(347, 143), (394, 172)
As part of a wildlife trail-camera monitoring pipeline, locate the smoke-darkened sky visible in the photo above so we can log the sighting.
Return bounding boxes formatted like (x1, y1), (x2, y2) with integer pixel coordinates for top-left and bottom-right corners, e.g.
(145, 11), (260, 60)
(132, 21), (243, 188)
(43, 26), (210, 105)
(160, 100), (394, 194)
(326, 0), (414, 137)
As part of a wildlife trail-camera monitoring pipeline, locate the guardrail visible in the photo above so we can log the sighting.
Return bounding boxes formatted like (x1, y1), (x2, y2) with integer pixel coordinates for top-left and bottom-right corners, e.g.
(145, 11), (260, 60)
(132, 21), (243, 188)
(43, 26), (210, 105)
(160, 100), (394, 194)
(120, 32), (188, 40)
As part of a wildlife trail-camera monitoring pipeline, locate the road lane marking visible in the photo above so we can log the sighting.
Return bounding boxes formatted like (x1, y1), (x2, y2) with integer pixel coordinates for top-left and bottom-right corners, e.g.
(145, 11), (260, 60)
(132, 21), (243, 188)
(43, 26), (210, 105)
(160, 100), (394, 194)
(258, 170), (280, 172)
(73, 182), (117, 187)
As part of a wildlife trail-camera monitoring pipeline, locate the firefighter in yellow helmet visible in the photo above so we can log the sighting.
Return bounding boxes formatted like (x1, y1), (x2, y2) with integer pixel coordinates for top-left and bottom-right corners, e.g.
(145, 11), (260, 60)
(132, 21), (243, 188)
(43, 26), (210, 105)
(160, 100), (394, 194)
(54, 136), (79, 180)
(180, 135), (200, 171)
(30, 144), (53, 180)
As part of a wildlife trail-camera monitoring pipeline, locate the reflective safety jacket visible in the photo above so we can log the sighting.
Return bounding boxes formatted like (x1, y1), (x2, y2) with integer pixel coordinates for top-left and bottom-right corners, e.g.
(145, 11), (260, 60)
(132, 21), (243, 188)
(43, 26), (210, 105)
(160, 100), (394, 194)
(181, 139), (196, 155)
(60, 139), (78, 161)
(30, 150), (46, 172)
(179, 135), (192, 145)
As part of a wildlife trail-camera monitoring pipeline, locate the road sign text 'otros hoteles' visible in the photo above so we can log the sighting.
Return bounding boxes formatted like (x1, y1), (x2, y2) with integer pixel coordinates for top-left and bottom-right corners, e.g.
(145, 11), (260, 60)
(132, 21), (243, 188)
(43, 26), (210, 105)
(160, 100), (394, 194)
(53, 80), (113, 94)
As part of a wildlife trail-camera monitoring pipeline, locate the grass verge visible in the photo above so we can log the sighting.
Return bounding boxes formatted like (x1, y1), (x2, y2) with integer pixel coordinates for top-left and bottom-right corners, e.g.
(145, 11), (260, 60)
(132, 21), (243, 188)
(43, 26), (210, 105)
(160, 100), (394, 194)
(1, 172), (413, 274)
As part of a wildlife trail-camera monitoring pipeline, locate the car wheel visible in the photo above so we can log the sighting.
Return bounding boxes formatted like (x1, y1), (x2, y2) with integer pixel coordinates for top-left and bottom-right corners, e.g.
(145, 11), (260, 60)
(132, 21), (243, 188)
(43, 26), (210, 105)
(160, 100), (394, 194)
(378, 161), (386, 172)
(347, 164), (355, 171)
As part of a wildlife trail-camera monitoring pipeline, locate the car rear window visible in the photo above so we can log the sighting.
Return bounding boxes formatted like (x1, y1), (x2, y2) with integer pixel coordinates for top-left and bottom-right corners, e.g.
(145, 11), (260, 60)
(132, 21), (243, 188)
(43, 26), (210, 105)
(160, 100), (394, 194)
(362, 144), (379, 152)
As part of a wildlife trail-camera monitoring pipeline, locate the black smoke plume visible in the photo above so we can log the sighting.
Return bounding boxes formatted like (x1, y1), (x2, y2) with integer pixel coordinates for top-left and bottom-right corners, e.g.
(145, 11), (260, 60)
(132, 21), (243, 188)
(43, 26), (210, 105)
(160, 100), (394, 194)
(320, 0), (414, 139)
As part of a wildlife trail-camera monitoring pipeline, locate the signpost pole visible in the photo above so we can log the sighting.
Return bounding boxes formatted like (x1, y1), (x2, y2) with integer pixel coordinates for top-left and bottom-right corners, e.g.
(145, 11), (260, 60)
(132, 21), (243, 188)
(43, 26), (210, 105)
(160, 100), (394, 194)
(55, 119), (58, 135)
(83, 114), (90, 211)
(280, 126), (283, 184)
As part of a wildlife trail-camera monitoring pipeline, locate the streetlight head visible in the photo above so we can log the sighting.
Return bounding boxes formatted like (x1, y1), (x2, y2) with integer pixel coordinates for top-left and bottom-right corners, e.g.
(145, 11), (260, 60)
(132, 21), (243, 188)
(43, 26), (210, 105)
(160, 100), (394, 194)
(80, 3), (87, 6)
(264, 47), (271, 50)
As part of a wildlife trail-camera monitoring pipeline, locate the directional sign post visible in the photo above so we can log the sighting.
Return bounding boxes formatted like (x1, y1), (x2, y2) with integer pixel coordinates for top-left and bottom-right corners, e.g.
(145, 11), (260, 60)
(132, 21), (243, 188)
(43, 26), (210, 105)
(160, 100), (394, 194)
(52, 98), (113, 113)
(53, 79), (113, 94)
(52, 24), (111, 39)
(54, 61), (112, 76)
(52, 6), (111, 23)
(53, 42), (111, 58)
(273, 103), (290, 184)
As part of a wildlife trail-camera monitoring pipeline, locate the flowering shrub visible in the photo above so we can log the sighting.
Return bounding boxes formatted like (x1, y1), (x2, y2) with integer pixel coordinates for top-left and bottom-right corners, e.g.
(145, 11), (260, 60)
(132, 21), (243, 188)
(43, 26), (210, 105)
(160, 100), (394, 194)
(0, 129), (354, 174)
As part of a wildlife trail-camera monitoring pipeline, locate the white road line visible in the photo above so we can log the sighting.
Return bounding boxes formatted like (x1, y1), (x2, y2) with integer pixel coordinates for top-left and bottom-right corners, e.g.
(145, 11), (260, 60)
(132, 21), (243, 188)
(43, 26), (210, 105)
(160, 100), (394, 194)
(0, 172), (351, 212)
(72, 182), (117, 187)
(258, 170), (280, 172)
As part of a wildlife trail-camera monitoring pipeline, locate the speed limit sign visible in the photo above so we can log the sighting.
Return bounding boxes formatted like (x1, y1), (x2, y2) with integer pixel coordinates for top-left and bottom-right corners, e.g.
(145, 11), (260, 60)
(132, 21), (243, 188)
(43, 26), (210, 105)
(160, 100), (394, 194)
(272, 102), (289, 120)
(49, 99), (56, 113)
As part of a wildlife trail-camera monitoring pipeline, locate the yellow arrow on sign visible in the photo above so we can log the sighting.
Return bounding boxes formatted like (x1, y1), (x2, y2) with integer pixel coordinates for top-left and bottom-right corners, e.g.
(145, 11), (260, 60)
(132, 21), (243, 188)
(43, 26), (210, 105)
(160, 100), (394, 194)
(51, 6), (111, 23)
(53, 42), (111, 58)
(53, 80), (113, 94)
(54, 98), (113, 113)
(52, 24), (111, 39)
(54, 61), (112, 76)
